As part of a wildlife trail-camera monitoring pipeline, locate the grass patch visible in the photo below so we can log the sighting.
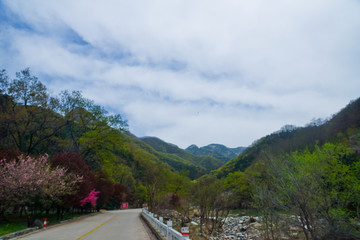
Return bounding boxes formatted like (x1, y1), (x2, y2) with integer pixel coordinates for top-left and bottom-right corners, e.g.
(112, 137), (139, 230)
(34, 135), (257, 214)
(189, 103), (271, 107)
(0, 223), (28, 236)
(0, 215), (28, 236)
(0, 212), (87, 236)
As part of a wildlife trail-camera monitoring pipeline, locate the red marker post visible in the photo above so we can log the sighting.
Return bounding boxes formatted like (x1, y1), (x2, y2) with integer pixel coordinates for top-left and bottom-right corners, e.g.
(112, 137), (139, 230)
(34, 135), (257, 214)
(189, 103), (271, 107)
(43, 218), (47, 228)
(121, 202), (128, 209)
(181, 227), (189, 239)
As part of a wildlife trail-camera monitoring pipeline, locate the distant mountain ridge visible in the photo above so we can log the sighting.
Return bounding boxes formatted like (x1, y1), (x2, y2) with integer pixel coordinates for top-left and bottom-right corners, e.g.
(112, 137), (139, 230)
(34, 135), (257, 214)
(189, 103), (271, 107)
(185, 144), (246, 163)
(138, 136), (223, 178)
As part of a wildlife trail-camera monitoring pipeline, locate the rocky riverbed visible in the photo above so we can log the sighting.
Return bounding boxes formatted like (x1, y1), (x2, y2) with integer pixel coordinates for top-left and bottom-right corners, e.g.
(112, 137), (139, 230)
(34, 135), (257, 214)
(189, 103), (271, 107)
(211, 215), (305, 240)
(210, 216), (262, 240)
(155, 209), (303, 240)
(157, 210), (268, 239)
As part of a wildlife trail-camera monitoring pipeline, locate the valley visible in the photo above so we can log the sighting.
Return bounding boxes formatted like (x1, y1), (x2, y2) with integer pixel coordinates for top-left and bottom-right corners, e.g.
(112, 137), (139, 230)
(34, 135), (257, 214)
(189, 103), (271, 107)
(1, 69), (360, 239)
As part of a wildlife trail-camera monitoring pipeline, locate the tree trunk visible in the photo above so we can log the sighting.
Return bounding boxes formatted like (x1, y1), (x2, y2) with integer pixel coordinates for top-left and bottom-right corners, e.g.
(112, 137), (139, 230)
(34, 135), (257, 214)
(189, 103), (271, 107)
(23, 206), (32, 227)
(57, 206), (61, 220)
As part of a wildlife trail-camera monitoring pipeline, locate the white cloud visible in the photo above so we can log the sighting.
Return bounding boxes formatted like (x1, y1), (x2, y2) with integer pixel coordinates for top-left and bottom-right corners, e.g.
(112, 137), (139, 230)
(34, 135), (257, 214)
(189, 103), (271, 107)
(1, 0), (360, 148)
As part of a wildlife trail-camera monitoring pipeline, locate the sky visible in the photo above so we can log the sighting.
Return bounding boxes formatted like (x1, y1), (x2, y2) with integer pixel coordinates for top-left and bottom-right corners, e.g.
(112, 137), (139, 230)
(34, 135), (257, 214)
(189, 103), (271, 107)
(1, 0), (360, 149)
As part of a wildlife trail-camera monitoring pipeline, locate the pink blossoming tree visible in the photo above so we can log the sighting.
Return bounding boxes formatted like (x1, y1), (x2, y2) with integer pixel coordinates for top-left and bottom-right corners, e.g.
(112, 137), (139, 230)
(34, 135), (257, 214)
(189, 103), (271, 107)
(0, 154), (82, 226)
(80, 189), (100, 211)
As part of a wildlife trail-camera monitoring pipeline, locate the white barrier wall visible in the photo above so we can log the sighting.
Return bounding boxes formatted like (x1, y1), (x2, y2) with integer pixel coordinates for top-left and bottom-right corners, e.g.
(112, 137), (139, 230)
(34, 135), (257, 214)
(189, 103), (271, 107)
(141, 209), (190, 240)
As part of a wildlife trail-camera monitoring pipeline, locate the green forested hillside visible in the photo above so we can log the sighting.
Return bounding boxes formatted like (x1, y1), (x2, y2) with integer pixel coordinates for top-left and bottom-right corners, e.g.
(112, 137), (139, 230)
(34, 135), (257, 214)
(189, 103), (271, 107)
(211, 97), (360, 178)
(124, 135), (206, 179)
(0, 68), (191, 218)
(140, 137), (223, 174)
(207, 98), (360, 239)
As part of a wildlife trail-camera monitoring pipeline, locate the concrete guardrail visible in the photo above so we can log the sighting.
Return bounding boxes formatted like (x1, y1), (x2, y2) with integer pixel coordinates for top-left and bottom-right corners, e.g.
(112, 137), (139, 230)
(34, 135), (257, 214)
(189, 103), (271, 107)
(141, 208), (190, 240)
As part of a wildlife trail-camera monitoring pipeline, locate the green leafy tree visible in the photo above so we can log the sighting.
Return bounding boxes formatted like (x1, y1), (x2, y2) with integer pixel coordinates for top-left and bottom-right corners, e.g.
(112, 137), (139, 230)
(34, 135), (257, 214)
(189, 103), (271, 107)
(223, 171), (251, 207)
(250, 143), (360, 239)
(192, 176), (230, 237)
(8, 68), (48, 108)
(102, 162), (135, 192)
(134, 183), (147, 207)
(0, 69), (9, 94)
(0, 69), (65, 154)
(57, 90), (128, 169)
(248, 153), (289, 240)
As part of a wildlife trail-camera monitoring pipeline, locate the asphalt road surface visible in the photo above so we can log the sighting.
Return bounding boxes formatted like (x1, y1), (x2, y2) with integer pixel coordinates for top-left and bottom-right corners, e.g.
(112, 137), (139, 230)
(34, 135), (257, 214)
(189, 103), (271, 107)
(16, 208), (154, 240)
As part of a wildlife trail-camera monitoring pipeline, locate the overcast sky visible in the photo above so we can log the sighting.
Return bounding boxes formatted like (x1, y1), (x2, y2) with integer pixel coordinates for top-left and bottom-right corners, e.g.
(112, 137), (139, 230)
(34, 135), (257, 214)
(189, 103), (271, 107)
(1, 0), (360, 148)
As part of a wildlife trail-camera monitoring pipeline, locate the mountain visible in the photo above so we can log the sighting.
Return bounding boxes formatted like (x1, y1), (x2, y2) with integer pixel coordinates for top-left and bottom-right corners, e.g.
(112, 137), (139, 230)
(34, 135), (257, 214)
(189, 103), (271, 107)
(139, 137), (223, 175)
(185, 144), (246, 164)
(211, 97), (360, 178)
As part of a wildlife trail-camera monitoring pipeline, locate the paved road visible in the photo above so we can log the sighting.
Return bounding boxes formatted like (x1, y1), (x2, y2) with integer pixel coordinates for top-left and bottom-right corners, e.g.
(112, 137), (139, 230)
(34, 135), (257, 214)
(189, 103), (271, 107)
(16, 208), (153, 240)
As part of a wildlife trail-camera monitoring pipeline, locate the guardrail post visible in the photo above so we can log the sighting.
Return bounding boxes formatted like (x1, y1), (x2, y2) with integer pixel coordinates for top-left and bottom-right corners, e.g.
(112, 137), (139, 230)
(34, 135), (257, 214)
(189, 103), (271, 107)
(181, 227), (190, 239)
(166, 220), (172, 240)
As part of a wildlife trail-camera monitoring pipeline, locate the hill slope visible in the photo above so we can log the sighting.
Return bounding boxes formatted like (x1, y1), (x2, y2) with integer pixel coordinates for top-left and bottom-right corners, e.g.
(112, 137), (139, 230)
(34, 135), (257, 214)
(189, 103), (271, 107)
(211, 97), (360, 178)
(123, 135), (207, 179)
(139, 137), (223, 175)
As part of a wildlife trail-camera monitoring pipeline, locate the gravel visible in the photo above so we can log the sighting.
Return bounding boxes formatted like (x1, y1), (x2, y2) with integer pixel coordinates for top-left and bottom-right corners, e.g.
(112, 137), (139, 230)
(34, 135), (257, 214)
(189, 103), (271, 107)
(210, 216), (262, 240)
